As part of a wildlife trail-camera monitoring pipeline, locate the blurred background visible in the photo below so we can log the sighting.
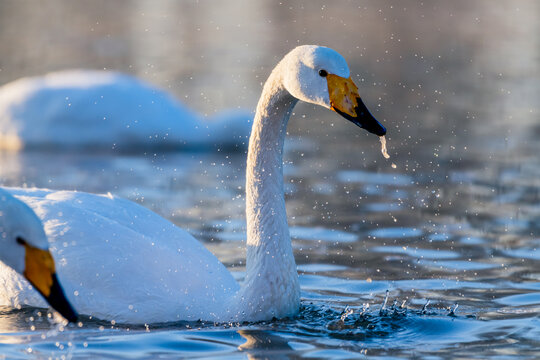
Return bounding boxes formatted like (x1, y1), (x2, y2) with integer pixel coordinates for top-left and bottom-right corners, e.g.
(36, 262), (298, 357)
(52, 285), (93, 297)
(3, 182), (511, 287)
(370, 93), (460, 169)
(0, 1), (539, 357)
(1, 0), (538, 134)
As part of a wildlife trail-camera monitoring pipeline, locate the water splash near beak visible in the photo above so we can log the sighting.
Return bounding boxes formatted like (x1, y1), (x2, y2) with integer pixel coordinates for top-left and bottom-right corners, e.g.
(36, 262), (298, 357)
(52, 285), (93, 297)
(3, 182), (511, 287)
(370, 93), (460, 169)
(379, 136), (398, 168)
(379, 136), (390, 159)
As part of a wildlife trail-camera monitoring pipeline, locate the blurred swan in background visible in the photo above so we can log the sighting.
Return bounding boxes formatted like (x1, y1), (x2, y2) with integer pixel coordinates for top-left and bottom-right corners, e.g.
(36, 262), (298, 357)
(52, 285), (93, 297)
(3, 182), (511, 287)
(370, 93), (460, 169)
(0, 70), (251, 151)
(0, 45), (385, 323)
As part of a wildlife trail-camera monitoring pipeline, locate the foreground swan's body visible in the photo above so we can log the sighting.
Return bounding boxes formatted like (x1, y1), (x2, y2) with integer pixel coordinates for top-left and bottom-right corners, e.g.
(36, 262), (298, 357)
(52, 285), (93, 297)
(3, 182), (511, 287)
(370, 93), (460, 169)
(0, 45), (385, 323)
(0, 70), (251, 151)
(1, 188), (238, 322)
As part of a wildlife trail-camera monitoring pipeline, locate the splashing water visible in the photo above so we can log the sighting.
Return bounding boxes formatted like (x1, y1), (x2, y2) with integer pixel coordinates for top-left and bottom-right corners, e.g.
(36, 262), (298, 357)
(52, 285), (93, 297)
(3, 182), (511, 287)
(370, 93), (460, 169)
(448, 303), (459, 317)
(340, 306), (354, 321)
(379, 136), (390, 159)
(422, 300), (431, 314)
(380, 290), (390, 315)
(379, 135), (397, 168)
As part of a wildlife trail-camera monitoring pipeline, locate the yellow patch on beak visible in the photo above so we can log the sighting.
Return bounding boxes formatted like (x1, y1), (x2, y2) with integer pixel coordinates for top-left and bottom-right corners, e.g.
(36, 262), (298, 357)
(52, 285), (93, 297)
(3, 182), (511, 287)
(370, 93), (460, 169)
(23, 243), (55, 297)
(19, 240), (78, 322)
(327, 74), (361, 117)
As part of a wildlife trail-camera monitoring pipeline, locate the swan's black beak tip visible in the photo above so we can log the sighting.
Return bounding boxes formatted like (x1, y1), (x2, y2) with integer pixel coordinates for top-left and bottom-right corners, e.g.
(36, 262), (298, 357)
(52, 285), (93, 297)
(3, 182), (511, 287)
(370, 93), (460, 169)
(334, 96), (387, 136)
(45, 274), (79, 323)
(350, 97), (386, 136)
(365, 119), (386, 136)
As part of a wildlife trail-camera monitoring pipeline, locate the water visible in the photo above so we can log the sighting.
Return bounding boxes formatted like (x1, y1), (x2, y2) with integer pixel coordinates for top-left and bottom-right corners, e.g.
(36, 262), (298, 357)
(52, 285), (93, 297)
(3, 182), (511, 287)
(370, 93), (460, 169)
(1, 0), (540, 358)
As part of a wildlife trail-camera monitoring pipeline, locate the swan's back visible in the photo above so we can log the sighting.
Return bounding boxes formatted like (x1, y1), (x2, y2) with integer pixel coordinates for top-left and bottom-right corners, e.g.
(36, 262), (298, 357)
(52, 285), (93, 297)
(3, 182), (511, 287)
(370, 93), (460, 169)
(0, 71), (198, 149)
(0, 70), (251, 151)
(0, 188), (239, 323)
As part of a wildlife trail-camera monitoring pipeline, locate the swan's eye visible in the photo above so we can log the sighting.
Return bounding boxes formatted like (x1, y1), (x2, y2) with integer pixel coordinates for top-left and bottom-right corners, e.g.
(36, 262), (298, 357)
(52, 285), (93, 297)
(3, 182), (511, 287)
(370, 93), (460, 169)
(16, 237), (26, 245)
(319, 69), (328, 77)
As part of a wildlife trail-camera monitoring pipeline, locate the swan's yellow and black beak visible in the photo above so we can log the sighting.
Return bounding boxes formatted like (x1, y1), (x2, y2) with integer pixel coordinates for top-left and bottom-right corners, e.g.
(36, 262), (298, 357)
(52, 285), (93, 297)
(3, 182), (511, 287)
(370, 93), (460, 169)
(21, 241), (78, 323)
(326, 74), (386, 136)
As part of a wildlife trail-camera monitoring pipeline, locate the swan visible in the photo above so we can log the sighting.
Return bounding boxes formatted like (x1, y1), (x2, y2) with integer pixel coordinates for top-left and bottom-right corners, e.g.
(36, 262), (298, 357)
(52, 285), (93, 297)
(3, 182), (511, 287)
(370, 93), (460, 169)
(0, 189), (78, 322)
(0, 70), (251, 151)
(0, 45), (386, 323)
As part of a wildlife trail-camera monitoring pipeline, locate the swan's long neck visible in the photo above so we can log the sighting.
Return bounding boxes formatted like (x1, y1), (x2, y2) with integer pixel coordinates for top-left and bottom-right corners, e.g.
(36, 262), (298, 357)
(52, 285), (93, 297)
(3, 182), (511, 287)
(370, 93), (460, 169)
(236, 65), (300, 320)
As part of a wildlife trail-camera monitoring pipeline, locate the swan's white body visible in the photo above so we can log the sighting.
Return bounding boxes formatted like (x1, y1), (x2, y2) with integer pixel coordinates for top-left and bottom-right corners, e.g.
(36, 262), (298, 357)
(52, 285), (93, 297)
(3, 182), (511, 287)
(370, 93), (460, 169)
(0, 46), (385, 323)
(0, 70), (251, 151)
(0, 188), (239, 322)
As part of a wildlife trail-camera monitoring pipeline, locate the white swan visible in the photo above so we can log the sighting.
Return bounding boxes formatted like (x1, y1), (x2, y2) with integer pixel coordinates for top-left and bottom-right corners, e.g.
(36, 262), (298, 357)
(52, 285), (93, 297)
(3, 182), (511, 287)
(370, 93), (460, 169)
(0, 45), (385, 323)
(0, 189), (78, 322)
(0, 70), (251, 151)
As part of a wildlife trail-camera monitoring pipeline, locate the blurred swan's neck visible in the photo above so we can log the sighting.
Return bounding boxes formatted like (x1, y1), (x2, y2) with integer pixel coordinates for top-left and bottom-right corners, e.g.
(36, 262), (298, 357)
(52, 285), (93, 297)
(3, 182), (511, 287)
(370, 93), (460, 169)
(236, 64), (300, 320)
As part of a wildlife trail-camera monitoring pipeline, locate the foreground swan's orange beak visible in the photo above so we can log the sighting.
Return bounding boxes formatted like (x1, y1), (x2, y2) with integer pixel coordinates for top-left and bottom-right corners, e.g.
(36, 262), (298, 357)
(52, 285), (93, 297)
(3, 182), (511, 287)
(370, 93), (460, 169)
(327, 74), (386, 136)
(22, 241), (78, 323)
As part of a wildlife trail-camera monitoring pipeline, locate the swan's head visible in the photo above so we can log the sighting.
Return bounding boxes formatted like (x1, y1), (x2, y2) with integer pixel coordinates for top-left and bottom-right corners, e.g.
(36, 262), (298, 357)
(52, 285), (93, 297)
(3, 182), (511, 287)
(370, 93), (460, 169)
(281, 45), (386, 136)
(0, 190), (78, 323)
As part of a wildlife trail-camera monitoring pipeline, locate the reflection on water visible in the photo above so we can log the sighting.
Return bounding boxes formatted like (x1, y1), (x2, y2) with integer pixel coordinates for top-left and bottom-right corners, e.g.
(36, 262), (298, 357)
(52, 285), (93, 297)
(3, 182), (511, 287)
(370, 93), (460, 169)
(0, 0), (539, 358)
